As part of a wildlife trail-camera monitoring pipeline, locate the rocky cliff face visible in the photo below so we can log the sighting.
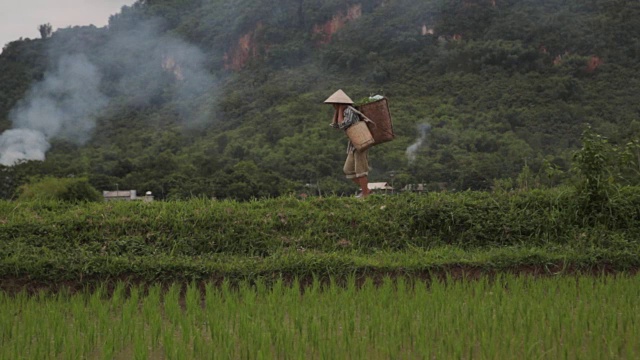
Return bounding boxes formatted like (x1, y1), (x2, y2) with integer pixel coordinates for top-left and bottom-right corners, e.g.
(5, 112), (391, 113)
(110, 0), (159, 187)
(223, 23), (263, 71)
(162, 55), (184, 80)
(312, 4), (362, 45)
(586, 56), (603, 72)
(221, 0), (505, 72)
(223, 4), (364, 71)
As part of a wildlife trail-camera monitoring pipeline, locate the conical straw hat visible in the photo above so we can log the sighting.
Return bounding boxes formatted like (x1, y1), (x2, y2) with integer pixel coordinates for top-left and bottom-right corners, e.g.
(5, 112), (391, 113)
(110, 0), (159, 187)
(324, 89), (354, 104)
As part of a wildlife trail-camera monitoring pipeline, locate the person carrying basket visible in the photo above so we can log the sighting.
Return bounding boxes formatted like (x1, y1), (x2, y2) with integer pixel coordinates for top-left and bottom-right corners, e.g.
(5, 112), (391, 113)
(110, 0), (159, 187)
(325, 89), (372, 198)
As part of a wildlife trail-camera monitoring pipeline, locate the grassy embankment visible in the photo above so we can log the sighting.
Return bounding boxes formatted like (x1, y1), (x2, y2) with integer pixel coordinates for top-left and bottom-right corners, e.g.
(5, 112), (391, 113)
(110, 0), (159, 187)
(1, 186), (639, 287)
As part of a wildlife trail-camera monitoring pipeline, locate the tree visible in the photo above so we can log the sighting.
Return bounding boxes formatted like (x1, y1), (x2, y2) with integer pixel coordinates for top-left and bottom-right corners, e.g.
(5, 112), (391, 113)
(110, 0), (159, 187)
(38, 23), (52, 39)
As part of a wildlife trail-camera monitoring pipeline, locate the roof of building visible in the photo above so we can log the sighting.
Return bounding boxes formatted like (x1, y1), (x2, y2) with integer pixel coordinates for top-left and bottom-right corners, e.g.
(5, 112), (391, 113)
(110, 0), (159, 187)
(103, 190), (136, 198)
(368, 182), (393, 190)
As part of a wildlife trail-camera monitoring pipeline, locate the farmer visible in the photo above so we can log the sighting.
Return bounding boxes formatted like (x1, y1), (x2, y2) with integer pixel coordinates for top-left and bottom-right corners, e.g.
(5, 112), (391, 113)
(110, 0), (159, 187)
(325, 89), (370, 198)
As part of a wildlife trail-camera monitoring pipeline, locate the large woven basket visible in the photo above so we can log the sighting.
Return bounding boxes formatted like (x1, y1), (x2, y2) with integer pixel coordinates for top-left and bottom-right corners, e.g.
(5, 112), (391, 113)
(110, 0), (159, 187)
(357, 98), (394, 145)
(345, 121), (375, 151)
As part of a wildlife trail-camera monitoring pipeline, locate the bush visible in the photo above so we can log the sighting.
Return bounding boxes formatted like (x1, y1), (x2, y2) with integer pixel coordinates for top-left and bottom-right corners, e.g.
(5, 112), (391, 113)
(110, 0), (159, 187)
(18, 177), (102, 203)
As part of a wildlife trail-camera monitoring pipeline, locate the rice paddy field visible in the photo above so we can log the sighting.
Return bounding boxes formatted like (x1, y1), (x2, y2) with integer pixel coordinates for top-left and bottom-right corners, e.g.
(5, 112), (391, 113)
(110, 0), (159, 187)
(1, 275), (639, 359)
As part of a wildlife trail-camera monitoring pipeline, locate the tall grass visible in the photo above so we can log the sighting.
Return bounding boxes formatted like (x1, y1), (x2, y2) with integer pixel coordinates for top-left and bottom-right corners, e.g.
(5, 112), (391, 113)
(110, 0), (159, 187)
(1, 189), (640, 283)
(2, 188), (640, 256)
(1, 275), (638, 359)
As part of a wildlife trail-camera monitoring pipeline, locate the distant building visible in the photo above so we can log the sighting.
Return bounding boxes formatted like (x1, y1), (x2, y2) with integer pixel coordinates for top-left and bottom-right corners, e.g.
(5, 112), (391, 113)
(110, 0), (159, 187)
(143, 191), (154, 203)
(103, 190), (154, 202)
(103, 190), (137, 201)
(368, 182), (394, 194)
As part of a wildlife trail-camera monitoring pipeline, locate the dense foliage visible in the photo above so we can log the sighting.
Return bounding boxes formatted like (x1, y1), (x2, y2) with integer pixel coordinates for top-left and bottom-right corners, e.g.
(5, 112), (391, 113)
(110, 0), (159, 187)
(1, 183), (639, 282)
(1, 0), (640, 200)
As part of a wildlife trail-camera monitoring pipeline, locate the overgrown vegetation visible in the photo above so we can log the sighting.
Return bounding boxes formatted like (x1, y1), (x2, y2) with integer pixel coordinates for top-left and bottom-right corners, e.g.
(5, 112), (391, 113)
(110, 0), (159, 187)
(17, 177), (102, 203)
(1, 124), (638, 282)
(1, 181), (639, 283)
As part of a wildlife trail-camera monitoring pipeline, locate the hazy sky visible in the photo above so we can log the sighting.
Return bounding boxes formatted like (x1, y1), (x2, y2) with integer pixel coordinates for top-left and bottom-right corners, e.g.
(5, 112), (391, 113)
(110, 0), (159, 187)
(0, 0), (135, 51)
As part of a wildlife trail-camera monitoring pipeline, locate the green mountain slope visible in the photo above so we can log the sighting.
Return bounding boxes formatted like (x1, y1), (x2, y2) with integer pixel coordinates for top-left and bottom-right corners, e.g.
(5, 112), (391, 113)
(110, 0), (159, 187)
(1, 0), (639, 199)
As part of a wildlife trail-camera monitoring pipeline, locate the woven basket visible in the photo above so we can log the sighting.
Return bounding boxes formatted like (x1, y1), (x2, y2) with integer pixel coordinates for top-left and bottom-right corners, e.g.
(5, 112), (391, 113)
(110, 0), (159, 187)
(357, 98), (394, 145)
(345, 121), (375, 151)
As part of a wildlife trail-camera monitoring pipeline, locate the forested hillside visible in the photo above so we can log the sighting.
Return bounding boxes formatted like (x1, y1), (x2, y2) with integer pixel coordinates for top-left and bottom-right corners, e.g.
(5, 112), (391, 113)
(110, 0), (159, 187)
(1, 0), (639, 200)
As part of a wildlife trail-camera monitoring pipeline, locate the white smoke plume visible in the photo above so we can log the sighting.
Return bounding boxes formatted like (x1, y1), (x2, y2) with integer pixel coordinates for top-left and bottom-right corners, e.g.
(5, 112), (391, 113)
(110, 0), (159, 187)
(101, 19), (215, 126)
(0, 54), (107, 166)
(406, 123), (432, 164)
(0, 129), (50, 165)
(0, 18), (216, 166)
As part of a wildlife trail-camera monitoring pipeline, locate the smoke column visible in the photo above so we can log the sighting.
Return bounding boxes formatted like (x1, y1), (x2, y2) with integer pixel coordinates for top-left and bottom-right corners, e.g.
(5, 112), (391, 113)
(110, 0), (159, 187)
(0, 17), (215, 166)
(0, 54), (107, 166)
(103, 19), (215, 125)
(0, 129), (50, 165)
(406, 123), (432, 164)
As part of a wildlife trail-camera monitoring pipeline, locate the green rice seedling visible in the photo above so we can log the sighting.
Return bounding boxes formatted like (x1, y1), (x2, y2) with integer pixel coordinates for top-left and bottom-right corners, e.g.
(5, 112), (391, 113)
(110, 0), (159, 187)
(163, 283), (181, 325)
(144, 284), (162, 348)
(0, 274), (639, 358)
(185, 281), (202, 321)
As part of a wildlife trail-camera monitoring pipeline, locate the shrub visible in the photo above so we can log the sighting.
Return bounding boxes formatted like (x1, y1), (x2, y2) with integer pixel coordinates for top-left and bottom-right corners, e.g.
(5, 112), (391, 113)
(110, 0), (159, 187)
(18, 177), (102, 203)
